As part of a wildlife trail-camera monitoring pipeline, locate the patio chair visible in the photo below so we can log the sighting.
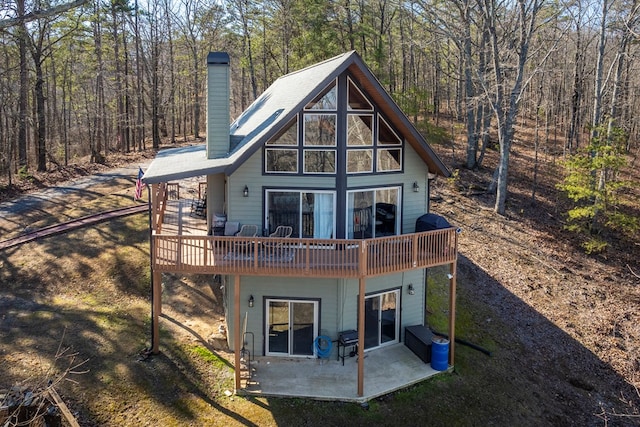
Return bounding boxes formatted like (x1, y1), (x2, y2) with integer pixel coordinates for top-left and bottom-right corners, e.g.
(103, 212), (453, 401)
(269, 225), (292, 239)
(263, 225), (293, 249)
(190, 195), (206, 218)
(237, 224), (259, 238)
(234, 224), (259, 250)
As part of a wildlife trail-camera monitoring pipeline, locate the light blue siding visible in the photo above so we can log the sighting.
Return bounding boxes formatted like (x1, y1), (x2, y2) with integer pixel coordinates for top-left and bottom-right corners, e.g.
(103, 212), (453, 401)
(225, 276), (340, 354)
(341, 270), (425, 341)
(346, 143), (429, 234)
(227, 150), (337, 231)
(206, 63), (230, 159)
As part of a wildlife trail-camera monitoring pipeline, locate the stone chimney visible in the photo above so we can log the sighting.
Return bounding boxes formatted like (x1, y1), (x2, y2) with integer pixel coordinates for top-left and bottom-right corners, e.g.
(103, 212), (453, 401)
(206, 52), (230, 159)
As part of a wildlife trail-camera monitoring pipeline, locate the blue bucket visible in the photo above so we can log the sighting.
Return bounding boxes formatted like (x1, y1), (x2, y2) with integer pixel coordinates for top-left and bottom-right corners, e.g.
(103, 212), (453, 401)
(431, 337), (449, 371)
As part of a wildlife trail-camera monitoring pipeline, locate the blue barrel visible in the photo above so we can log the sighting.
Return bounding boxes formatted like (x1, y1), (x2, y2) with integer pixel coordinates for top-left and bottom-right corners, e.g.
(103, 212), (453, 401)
(431, 337), (449, 371)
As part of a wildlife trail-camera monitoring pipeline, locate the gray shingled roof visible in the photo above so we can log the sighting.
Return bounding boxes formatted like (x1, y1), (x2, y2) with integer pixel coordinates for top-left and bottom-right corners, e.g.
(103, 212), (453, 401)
(143, 51), (448, 184)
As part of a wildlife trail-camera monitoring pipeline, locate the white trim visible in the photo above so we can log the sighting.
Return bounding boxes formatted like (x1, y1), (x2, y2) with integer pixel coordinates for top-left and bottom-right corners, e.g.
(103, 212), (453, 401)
(303, 114), (337, 147)
(265, 148), (299, 173)
(364, 288), (401, 351)
(377, 148), (403, 172)
(346, 149), (374, 174)
(378, 115), (402, 146)
(265, 189), (337, 239)
(303, 149), (337, 174)
(346, 186), (401, 238)
(265, 298), (319, 357)
(347, 76), (374, 111)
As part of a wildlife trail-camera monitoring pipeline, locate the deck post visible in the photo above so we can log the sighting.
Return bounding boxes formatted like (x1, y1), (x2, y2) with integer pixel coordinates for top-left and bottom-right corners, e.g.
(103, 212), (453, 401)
(357, 241), (367, 397)
(448, 260), (457, 365)
(152, 270), (162, 353)
(234, 275), (242, 392)
(150, 183), (159, 231)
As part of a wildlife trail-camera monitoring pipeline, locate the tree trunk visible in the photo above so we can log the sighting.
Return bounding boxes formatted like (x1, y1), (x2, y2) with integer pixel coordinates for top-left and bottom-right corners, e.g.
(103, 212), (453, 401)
(460, 0), (478, 169)
(33, 54), (46, 171)
(134, 0), (145, 151)
(17, 0), (28, 169)
(93, 0), (105, 163)
(112, 2), (126, 152)
(482, 0), (542, 215)
(592, 0), (609, 134)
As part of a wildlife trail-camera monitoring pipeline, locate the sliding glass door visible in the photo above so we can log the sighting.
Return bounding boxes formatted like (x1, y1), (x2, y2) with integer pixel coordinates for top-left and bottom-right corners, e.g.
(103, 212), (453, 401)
(266, 299), (319, 356)
(363, 289), (399, 349)
(266, 190), (335, 238)
(347, 187), (400, 239)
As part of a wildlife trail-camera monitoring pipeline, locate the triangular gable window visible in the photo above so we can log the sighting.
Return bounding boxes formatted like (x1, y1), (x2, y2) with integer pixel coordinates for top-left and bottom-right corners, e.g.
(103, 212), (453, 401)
(305, 80), (337, 110)
(347, 77), (373, 111)
(267, 117), (298, 146)
(378, 116), (401, 145)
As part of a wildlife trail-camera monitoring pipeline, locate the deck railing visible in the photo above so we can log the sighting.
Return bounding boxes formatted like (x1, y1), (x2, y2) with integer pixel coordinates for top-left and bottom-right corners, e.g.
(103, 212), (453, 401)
(151, 228), (457, 278)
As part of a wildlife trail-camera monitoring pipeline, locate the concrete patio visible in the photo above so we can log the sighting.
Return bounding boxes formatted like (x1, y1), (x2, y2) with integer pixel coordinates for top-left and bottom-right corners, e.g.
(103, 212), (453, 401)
(239, 343), (450, 403)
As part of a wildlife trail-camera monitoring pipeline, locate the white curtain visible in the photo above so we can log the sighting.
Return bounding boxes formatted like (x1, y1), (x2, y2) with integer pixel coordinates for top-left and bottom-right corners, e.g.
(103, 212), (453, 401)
(313, 193), (334, 238)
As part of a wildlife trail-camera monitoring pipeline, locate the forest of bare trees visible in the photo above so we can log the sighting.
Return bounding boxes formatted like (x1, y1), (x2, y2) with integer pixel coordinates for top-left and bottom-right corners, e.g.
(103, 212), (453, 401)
(0, 0), (638, 216)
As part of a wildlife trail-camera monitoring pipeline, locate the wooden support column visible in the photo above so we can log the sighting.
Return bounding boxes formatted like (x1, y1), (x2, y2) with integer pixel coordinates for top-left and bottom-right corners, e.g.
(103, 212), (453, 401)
(357, 276), (366, 397)
(234, 275), (241, 392)
(357, 241), (367, 397)
(150, 183), (159, 231)
(448, 260), (457, 366)
(152, 270), (162, 354)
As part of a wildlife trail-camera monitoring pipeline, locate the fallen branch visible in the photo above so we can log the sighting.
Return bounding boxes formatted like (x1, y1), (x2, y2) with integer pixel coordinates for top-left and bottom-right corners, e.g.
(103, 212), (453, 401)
(627, 264), (640, 280)
(46, 387), (80, 427)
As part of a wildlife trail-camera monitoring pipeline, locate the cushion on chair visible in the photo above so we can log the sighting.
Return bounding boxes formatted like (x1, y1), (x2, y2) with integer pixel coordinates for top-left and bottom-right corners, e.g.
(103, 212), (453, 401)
(224, 222), (240, 236)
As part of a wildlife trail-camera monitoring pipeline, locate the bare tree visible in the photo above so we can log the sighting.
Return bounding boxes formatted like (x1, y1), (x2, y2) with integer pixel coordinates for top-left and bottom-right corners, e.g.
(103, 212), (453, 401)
(478, 0), (554, 215)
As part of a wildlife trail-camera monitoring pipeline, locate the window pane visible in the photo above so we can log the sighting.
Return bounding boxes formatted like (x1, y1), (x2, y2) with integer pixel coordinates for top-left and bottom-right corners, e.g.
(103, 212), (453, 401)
(348, 78), (373, 111)
(375, 188), (398, 236)
(377, 148), (402, 171)
(304, 150), (335, 173)
(347, 149), (373, 173)
(267, 118), (297, 145)
(301, 193), (335, 238)
(292, 302), (315, 355)
(378, 116), (401, 145)
(266, 149), (298, 173)
(347, 115), (373, 146)
(268, 301), (289, 354)
(268, 192), (300, 236)
(348, 188), (399, 238)
(347, 191), (374, 239)
(305, 82), (337, 110)
(304, 114), (336, 146)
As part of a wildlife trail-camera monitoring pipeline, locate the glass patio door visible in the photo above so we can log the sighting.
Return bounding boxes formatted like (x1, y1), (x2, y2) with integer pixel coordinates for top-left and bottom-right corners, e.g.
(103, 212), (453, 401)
(266, 299), (318, 356)
(266, 190), (335, 238)
(363, 290), (399, 350)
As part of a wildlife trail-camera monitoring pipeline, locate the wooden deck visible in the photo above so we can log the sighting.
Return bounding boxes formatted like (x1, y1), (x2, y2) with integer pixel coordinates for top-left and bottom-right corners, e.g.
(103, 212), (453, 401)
(152, 200), (457, 278)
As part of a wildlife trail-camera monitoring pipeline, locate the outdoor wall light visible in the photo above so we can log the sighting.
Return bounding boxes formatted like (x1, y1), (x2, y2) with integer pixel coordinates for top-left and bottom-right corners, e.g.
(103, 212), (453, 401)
(243, 185), (249, 197)
(407, 284), (415, 295)
(413, 181), (420, 192)
(248, 295), (254, 307)
(447, 273), (454, 280)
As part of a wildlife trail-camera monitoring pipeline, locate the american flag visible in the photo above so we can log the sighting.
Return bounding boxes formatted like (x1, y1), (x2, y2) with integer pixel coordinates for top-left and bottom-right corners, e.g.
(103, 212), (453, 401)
(134, 167), (145, 200)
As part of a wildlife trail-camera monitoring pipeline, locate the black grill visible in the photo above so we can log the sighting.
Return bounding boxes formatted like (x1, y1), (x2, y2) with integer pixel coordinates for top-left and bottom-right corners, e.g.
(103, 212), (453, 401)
(339, 330), (358, 345)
